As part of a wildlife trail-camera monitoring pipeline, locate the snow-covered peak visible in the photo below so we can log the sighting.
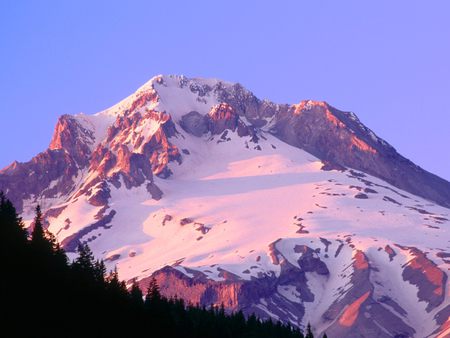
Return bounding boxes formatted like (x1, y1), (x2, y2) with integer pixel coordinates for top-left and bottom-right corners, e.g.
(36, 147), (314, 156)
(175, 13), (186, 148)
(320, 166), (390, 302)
(61, 75), (246, 156)
(95, 75), (237, 121)
(138, 74), (235, 93)
(153, 75), (223, 122)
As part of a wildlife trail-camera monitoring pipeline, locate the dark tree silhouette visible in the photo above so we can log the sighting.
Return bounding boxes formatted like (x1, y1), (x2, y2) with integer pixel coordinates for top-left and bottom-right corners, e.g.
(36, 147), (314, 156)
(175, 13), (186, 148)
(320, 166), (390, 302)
(306, 322), (314, 338)
(30, 205), (46, 246)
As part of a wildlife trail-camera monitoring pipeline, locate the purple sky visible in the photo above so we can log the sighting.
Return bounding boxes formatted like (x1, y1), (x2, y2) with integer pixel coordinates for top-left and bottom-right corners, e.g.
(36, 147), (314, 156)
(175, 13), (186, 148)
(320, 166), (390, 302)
(1, 1), (449, 180)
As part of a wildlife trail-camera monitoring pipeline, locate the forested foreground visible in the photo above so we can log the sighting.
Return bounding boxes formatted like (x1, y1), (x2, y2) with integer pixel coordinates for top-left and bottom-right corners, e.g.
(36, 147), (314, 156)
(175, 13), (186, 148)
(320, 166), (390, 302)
(0, 194), (327, 338)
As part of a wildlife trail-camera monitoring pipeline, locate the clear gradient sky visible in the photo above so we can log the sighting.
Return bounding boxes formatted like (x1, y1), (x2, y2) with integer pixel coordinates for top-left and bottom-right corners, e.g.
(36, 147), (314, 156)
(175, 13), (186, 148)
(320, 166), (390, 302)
(1, 1), (449, 180)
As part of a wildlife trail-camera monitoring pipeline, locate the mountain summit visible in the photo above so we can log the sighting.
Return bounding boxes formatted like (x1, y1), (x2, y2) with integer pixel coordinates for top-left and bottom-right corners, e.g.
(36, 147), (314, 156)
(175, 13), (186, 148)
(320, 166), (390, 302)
(1, 75), (449, 337)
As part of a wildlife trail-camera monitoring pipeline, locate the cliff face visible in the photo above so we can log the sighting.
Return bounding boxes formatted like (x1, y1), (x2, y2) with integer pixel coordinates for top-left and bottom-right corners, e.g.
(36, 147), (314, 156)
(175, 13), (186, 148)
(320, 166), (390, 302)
(1, 75), (449, 338)
(214, 84), (450, 208)
(272, 101), (450, 209)
(142, 241), (443, 338)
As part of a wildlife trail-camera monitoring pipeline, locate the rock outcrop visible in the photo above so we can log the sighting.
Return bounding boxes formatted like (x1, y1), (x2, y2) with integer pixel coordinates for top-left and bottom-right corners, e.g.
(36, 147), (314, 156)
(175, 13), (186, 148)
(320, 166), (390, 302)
(138, 239), (436, 337)
(271, 101), (450, 209)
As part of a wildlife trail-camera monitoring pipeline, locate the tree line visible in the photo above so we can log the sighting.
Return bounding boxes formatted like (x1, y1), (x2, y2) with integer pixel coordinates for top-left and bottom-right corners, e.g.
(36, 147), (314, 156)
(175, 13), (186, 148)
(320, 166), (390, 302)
(0, 193), (325, 337)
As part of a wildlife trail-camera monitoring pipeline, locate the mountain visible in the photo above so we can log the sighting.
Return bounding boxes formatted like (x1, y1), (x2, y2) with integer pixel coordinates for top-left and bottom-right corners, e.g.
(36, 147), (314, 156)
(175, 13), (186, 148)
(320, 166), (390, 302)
(1, 75), (449, 338)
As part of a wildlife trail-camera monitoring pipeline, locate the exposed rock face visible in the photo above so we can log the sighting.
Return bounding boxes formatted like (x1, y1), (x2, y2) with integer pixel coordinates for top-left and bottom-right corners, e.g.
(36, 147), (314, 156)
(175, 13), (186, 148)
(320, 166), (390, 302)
(216, 82), (281, 126)
(0, 149), (79, 212)
(0, 113), (98, 213)
(146, 182), (163, 200)
(142, 267), (246, 311)
(141, 242), (320, 326)
(396, 245), (447, 312)
(87, 181), (111, 207)
(180, 111), (208, 137)
(139, 240), (438, 337)
(49, 114), (94, 166)
(432, 305), (450, 337)
(322, 251), (414, 338)
(270, 101), (450, 209)
(207, 103), (239, 135)
(295, 245), (329, 275)
(95, 110), (180, 180)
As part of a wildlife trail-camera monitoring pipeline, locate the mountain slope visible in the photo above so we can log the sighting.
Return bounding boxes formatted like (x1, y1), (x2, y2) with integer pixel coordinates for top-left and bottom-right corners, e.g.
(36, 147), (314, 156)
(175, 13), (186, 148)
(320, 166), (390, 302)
(1, 75), (449, 338)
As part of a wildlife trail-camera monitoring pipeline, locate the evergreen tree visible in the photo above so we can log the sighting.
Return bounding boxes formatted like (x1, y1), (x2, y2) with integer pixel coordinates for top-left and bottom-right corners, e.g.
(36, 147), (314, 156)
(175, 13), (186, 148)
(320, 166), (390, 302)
(30, 205), (45, 245)
(93, 259), (106, 283)
(130, 281), (144, 305)
(30, 205), (60, 256)
(306, 322), (314, 338)
(146, 276), (161, 301)
(29, 205), (67, 269)
(107, 266), (120, 286)
(73, 243), (95, 271)
(0, 191), (27, 246)
(106, 266), (128, 298)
